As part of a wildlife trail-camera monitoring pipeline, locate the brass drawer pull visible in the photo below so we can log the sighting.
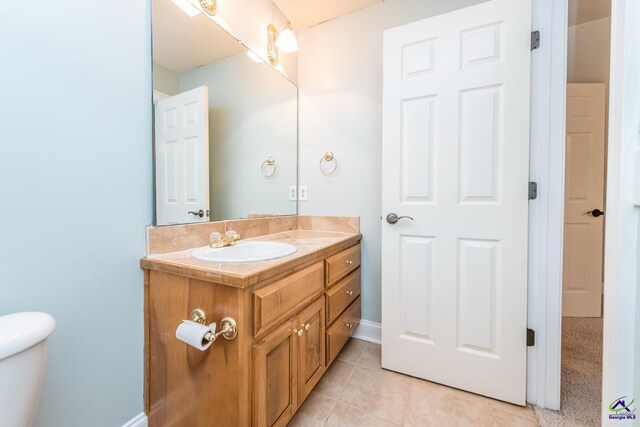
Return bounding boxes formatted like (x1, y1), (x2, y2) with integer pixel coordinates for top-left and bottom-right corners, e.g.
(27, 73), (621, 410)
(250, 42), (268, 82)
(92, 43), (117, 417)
(345, 323), (354, 329)
(304, 323), (310, 331)
(345, 290), (354, 296)
(344, 260), (353, 265)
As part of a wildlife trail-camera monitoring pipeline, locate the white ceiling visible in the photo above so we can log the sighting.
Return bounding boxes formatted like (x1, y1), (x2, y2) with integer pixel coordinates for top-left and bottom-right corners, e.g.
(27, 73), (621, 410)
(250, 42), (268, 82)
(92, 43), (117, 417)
(568, 0), (611, 26)
(152, 0), (245, 74)
(271, 0), (383, 31)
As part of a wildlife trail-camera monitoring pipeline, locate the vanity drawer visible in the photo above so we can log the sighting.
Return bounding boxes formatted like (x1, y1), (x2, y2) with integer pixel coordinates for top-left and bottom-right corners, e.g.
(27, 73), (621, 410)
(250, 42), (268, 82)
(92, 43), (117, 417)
(326, 297), (361, 366)
(253, 262), (324, 337)
(325, 244), (360, 287)
(325, 269), (361, 325)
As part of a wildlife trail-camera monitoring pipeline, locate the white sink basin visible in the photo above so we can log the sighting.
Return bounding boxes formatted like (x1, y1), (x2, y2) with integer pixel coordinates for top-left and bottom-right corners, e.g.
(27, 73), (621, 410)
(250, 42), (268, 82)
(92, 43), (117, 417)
(191, 241), (298, 263)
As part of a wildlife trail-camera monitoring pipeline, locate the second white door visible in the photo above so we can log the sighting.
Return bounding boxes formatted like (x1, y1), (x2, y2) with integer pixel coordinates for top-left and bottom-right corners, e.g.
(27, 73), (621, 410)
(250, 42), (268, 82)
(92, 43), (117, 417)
(155, 86), (210, 225)
(381, 0), (531, 405)
(562, 83), (606, 317)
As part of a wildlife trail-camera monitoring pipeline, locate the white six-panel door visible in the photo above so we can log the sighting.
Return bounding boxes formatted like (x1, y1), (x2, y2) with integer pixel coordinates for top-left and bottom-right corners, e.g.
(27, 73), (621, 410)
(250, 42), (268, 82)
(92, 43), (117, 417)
(563, 83), (606, 317)
(155, 86), (210, 225)
(381, 0), (531, 405)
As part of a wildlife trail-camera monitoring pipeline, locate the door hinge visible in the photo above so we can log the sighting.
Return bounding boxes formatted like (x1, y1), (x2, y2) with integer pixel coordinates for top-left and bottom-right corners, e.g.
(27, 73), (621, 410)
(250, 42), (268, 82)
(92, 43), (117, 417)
(529, 182), (538, 200)
(527, 328), (535, 347)
(531, 31), (541, 50)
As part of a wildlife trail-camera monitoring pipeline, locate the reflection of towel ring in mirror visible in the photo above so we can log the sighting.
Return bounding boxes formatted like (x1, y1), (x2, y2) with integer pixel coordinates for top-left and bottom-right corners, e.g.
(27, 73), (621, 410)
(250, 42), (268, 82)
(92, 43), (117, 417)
(320, 151), (338, 176)
(261, 157), (277, 178)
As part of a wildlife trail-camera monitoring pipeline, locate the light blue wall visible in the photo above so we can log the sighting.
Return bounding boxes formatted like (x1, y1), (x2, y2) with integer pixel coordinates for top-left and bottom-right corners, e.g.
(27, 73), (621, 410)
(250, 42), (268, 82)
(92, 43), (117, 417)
(297, 0), (486, 323)
(180, 52), (298, 220)
(0, 1), (152, 426)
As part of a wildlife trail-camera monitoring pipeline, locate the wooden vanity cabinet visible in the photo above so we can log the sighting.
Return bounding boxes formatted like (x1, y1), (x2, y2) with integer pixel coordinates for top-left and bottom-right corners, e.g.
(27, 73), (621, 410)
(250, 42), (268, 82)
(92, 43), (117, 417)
(143, 241), (361, 427)
(253, 296), (325, 427)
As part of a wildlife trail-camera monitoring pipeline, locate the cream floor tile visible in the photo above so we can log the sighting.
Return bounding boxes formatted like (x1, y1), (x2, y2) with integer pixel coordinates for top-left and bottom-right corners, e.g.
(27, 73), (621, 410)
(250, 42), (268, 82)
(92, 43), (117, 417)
(314, 360), (357, 399)
(404, 378), (539, 427)
(337, 338), (368, 364)
(325, 402), (397, 427)
(358, 342), (382, 369)
(339, 364), (411, 425)
(291, 338), (539, 427)
(289, 392), (337, 427)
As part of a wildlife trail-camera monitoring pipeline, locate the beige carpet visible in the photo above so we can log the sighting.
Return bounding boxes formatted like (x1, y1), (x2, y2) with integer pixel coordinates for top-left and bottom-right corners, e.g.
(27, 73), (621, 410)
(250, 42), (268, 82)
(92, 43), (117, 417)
(534, 317), (603, 426)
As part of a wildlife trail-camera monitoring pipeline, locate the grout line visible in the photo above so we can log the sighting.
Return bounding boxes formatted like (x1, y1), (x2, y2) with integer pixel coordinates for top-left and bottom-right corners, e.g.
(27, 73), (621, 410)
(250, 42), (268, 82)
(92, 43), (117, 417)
(335, 359), (359, 402)
(320, 395), (338, 427)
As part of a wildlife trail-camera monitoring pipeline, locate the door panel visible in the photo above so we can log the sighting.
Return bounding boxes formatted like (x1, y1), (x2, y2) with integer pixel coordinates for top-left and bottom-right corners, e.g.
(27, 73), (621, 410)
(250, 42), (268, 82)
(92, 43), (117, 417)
(253, 319), (297, 427)
(563, 83), (606, 317)
(297, 297), (326, 404)
(382, 0), (531, 405)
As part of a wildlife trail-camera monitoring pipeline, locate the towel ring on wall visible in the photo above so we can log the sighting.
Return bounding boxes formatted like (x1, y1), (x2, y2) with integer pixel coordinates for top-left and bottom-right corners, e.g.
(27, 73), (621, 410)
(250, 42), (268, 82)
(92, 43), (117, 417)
(261, 157), (277, 178)
(320, 151), (338, 176)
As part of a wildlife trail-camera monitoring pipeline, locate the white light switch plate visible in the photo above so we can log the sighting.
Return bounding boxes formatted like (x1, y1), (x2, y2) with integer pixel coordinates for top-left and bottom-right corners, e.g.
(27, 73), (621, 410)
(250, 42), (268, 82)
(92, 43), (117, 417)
(299, 185), (308, 201)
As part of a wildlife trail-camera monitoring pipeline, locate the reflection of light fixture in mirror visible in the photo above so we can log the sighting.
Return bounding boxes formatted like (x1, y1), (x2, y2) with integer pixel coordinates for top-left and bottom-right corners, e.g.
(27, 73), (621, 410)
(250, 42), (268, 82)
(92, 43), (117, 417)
(199, 0), (217, 16)
(266, 23), (299, 66)
(170, 0), (200, 17)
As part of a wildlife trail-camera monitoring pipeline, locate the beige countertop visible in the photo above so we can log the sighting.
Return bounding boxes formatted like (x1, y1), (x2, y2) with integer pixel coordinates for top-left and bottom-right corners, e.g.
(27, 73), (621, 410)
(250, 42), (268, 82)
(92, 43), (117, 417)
(140, 229), (362, 288)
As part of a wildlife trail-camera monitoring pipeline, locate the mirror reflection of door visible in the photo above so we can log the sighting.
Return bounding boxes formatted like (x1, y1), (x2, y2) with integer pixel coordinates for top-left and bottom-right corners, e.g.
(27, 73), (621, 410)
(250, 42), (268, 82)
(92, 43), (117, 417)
(562, 83), (606, 317)
(155, 86), (210, 225)
(151, 0), (298, 225)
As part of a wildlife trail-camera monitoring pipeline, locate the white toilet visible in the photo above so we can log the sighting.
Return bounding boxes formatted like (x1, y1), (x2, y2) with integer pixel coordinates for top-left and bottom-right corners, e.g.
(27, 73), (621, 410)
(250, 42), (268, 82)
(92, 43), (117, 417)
(0, 312), (56, 427)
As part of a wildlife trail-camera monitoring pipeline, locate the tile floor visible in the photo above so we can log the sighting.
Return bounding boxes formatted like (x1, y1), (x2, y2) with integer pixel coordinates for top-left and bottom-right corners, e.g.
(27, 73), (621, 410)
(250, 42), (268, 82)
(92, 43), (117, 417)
(290, 338), (540, 427)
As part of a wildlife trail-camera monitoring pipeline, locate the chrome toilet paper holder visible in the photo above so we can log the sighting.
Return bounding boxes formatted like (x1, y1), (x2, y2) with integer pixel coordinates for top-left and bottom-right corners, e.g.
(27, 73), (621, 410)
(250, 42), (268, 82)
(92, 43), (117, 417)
(191, 308), (238, 342)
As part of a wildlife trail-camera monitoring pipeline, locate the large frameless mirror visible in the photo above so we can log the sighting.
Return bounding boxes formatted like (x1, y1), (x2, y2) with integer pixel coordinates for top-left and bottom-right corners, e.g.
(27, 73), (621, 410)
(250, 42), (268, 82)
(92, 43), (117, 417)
(152, 0), (298, 225)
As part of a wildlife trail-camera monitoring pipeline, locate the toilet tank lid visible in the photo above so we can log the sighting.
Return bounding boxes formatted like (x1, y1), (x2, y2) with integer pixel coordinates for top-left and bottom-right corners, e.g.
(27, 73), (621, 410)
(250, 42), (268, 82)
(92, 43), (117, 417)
(0, 312), (56, 361)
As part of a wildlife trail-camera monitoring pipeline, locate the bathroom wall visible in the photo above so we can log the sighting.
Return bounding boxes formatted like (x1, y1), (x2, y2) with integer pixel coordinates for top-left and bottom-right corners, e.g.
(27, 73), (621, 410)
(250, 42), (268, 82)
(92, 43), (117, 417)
(297, 0), (487, 323)
(0, 1), (152, 426)
(180, 52), (297, 220)
(567, 17), (611, 84)
(153, 63), (180, 95)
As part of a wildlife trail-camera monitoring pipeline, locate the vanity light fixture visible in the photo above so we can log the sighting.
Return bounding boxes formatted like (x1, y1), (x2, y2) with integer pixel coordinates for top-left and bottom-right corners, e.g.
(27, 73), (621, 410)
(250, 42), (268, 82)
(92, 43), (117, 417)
(266, 22), (299, 66)
(275, 23), (299, 53)
(266, 24), (280, 65)
(170, 0), (200, 17)
(198, 0), (217, 16)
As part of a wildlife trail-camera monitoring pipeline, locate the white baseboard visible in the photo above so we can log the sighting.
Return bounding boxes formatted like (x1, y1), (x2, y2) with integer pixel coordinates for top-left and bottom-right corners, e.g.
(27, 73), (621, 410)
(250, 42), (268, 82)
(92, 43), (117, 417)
(353, 319), (381, 344)
(123, 413), (148, 427)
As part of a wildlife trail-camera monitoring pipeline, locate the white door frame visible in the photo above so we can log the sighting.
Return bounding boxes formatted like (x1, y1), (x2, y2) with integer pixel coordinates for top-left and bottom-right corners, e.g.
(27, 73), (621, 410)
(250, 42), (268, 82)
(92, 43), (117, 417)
(526, 0), (568, 410)
(529, 0), (640, 416)
(601, 0), (640, 424)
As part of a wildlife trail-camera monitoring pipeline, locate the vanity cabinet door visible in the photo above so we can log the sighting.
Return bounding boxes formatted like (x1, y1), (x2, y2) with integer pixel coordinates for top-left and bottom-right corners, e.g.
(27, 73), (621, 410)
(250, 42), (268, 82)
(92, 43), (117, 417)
(297, 296), (326, 404)
(254, 319), (298, 427)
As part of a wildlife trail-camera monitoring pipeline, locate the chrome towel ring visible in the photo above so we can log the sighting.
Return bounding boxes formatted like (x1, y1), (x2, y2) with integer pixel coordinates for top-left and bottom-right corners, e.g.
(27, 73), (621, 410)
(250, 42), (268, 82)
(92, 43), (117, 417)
(320, 151), (338, 176)
(261, 157), (276, 178)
